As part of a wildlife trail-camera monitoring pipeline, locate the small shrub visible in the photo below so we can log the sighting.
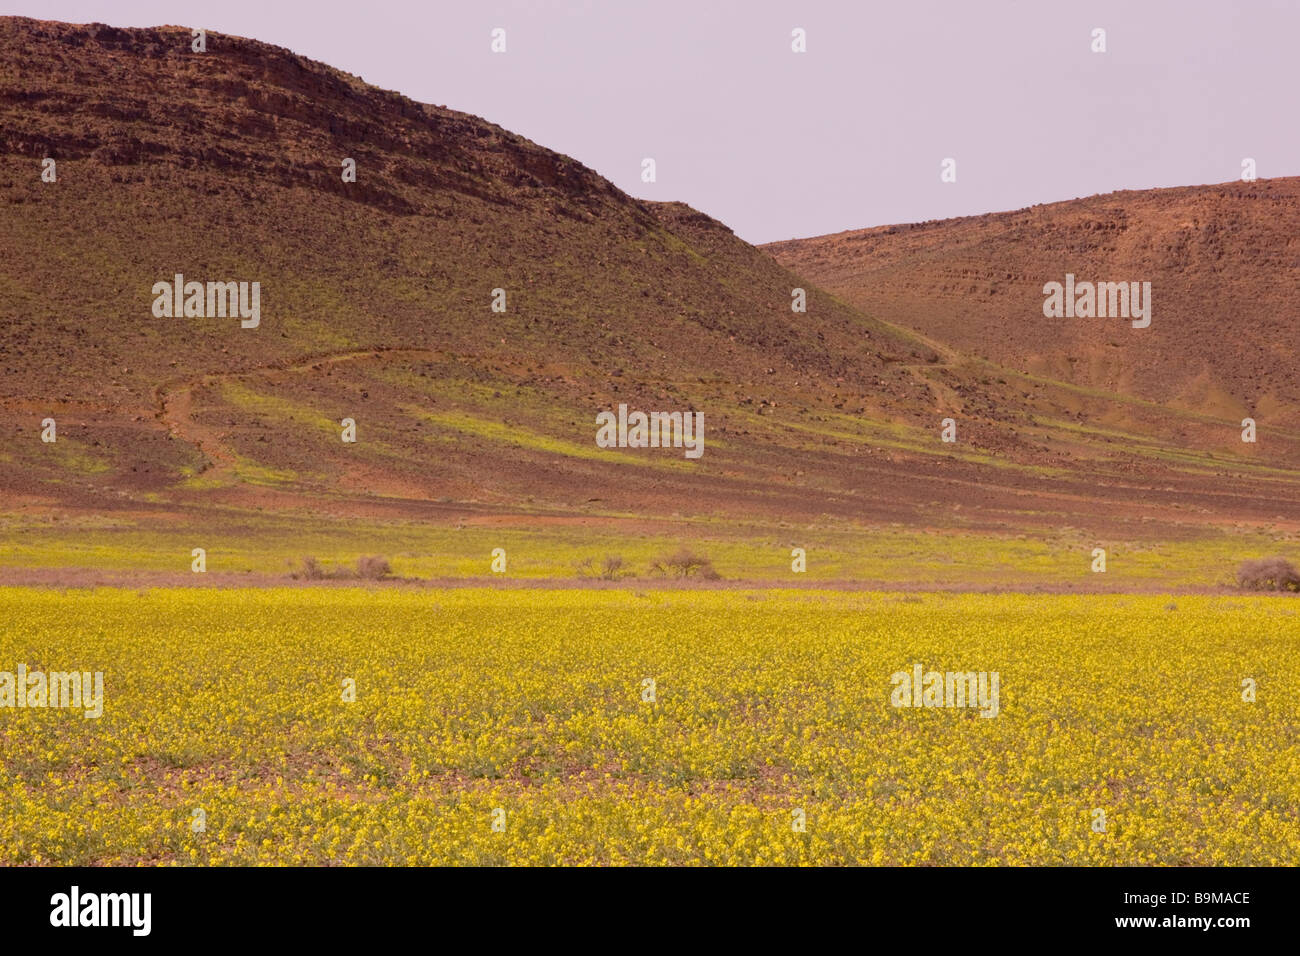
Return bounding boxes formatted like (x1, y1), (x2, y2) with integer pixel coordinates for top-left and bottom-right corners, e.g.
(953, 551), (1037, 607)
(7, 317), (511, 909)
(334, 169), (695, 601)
(291, 555), (392, 581)
(575, 555), (631, 580)
(1236, 557), (1300, 592)
(292, 556), (326, 581)
(356, 555), (392, 580)
(650, 548), (721, 580)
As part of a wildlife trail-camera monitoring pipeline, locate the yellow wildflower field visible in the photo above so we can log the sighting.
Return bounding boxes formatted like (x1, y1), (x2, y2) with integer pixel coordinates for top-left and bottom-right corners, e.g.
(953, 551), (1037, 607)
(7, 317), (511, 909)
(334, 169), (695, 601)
(0, 587), (1296, 866)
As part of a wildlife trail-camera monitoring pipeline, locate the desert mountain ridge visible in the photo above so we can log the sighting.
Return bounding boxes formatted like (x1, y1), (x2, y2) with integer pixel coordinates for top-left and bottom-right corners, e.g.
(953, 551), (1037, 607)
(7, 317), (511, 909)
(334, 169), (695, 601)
(3, 15), (1300, 559)
(766, 177), (1300, 416)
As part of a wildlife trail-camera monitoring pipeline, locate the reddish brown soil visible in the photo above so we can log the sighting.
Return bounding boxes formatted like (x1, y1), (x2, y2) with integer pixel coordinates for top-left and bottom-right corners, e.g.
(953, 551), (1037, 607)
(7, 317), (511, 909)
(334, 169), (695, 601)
(2, 16), (1299, 554)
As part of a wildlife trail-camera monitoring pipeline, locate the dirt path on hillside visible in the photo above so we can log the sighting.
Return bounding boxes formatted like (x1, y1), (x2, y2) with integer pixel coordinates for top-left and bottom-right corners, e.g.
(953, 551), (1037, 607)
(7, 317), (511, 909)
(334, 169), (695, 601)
(152, 347), (443, 480)
(874, 315), (968, 414)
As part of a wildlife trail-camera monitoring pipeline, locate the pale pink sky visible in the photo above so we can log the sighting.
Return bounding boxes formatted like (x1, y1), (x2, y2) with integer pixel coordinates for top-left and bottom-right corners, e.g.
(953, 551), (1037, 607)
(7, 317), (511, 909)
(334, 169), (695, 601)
(8, 0), (1298, 242)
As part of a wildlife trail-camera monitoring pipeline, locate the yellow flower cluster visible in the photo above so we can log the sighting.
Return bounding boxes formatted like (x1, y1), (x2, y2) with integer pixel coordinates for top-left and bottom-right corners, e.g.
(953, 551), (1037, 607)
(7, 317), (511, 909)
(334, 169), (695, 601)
(0, 588), (1295, 865)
